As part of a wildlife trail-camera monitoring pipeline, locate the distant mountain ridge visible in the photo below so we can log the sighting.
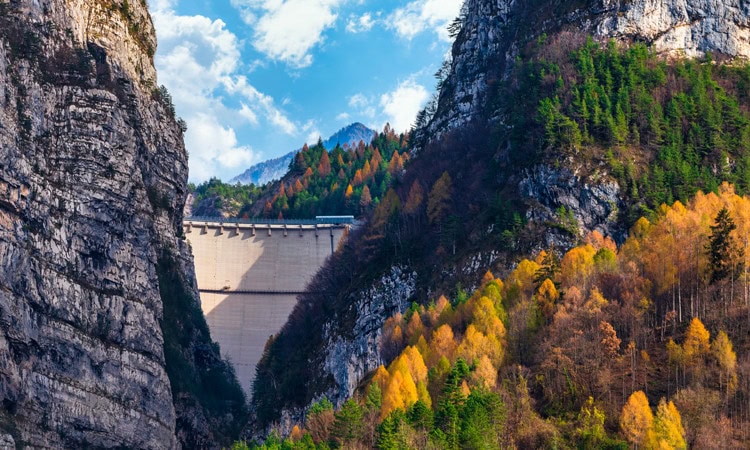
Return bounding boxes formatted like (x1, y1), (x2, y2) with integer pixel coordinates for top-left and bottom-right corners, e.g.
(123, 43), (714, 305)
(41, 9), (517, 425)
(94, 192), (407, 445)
(230, 123), (377, 185)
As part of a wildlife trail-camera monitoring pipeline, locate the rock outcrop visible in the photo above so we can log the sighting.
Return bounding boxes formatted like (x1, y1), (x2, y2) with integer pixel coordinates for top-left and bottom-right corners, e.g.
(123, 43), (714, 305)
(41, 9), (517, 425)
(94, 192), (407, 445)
(322, 266), (416, 405)
(0, 0), (243, 448)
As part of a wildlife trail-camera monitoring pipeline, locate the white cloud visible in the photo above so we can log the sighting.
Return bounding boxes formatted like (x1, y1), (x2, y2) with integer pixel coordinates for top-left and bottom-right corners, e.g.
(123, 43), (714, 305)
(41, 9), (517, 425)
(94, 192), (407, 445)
(379, 78), (429, 133)
(346, 12), (375, 33)
(387, 0), (463, 42)
(151, 0), (175, 14)
(231, 0), (345, 68)
(347, 93), (377, 121)
(300, 120), (322, 145)
(153, 3), (298, 181)
(336, 112), (350, 122)
(239, 103), (259, 125)
(222, 76), (298, 136)
(348, 93), (369, 109)
(186, 114), (258, 181)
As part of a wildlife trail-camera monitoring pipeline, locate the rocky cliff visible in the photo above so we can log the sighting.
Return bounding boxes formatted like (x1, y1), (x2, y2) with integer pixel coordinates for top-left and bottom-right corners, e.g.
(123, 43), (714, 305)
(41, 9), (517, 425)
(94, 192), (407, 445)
(0, 0), (244, 448)
(427, 0), (750, 138)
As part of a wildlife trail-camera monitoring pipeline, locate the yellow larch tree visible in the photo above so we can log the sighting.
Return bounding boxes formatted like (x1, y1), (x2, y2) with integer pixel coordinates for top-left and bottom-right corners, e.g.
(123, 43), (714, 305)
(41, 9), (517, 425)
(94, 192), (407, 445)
(380, 371), (405, 419)
(711, 330), (737, 395)
(469, 354), (498, 389)
(428, 324), (457, 366)
(403, 180), (424, 216)
(456, 325), (503, 366)
(405, 312), (424, 346)
(470, 296), (506, 340)
(380, 370), (418, 419)
(620, 391), (655, 449)
(504, 259), (541, 302)
(536, 278), (559, 321)
(371, 365), (390, 393)
(426, 171), (452, 225)
(682, 317), (710, 365)
(653, 398), (686, 450)
(560, 244), (597, 290)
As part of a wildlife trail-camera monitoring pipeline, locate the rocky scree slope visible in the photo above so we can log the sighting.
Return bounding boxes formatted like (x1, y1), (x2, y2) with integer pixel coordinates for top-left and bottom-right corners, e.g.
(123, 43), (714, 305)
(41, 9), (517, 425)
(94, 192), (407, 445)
(251, 0), (750, 434)
(0, 0), (244, 448)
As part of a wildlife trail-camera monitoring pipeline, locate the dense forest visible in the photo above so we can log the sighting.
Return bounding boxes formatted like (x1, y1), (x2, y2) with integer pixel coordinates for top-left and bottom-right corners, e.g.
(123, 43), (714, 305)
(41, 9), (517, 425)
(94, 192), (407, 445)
(248, 36), (750, 448)
(245, 184), (750, 449)
(507, 33), (750, 222)
(188, 126), (410, 220)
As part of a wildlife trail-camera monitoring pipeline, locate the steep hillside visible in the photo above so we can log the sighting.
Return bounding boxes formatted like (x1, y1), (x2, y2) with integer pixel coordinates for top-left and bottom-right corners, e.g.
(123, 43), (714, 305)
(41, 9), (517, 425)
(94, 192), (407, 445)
(0, 0), (244, 448)
(229, 123), (377, 186)
(251, 0), (750, 437)
(251, 185), (750, 447)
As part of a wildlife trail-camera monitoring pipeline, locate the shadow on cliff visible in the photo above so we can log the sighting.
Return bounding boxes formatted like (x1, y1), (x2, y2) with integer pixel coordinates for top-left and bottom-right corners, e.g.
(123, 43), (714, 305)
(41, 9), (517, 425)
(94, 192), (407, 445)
(157, 248), (249, 449)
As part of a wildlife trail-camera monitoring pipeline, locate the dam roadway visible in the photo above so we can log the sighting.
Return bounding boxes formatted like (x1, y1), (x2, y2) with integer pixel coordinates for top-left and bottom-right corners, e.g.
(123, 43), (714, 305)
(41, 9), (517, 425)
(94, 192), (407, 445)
(184, 217), (351, 396)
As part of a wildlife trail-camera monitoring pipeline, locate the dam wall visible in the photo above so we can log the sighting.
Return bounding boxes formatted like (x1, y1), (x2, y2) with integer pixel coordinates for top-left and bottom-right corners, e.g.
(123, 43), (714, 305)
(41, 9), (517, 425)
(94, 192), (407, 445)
(184, 218), (349, 395)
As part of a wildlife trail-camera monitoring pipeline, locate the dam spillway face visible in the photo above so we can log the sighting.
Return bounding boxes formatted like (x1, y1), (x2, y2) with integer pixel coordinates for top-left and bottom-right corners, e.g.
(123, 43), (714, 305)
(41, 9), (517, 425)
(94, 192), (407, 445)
(184, 219), (349, 396)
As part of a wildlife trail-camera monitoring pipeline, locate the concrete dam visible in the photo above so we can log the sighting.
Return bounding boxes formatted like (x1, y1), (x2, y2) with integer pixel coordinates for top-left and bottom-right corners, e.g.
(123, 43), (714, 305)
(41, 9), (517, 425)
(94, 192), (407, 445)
(184, 217), (351, 396)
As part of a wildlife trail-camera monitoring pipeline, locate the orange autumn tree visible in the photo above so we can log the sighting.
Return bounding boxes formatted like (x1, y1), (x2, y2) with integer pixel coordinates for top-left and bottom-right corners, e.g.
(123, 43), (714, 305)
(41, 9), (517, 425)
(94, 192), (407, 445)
(317, 150), (331, 177)
(427, 171), (452, 225)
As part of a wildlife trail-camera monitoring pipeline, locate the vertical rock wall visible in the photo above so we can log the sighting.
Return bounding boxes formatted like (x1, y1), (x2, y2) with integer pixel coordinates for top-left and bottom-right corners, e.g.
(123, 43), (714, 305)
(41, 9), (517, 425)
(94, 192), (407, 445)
(0, 0), (243, 447)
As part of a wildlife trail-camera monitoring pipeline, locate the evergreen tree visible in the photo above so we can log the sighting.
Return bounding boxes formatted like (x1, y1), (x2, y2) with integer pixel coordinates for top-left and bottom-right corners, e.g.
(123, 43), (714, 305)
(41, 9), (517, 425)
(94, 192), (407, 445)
(706, 207), (743, 283)
(331, 399), (365, 446)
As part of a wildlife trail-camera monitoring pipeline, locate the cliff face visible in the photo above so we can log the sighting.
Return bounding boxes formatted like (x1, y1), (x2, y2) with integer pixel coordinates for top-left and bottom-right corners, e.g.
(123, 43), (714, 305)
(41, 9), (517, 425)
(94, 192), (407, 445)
(428, 0), (750, 138)
(0, 0), (242, 448)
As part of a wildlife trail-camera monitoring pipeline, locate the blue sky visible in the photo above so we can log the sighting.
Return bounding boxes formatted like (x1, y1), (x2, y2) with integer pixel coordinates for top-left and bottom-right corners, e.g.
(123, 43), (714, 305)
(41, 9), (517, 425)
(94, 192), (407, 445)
(151, 0), (463, 182)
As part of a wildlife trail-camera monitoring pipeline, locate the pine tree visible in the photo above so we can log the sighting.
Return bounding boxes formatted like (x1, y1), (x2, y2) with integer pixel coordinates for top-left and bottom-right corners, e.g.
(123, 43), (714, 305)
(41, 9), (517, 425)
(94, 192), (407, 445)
(706, 207), (743, 284)
(331, 399), (365, 446)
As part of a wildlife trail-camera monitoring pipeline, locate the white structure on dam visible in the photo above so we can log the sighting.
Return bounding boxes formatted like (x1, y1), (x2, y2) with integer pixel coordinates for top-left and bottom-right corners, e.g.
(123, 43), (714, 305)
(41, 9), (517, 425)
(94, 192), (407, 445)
(184, 217), (351, 396)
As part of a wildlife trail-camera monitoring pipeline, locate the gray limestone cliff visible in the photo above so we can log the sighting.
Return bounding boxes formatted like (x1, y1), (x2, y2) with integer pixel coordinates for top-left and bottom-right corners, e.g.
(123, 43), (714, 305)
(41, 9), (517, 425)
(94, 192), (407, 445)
(427, 0), (750, 138)
(0, 0), (244, 448)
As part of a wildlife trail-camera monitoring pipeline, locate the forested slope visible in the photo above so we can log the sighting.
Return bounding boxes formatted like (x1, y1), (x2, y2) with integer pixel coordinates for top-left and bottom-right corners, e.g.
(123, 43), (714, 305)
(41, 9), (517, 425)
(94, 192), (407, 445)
(249, 185), (750, 448)
(247, 0), (750, 446)
(189, 127), (409, 220)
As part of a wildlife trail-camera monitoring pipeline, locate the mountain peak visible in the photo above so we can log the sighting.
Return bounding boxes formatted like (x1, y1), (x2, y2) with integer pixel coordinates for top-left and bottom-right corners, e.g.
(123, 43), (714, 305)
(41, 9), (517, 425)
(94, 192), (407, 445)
(230, 123), (377, 185)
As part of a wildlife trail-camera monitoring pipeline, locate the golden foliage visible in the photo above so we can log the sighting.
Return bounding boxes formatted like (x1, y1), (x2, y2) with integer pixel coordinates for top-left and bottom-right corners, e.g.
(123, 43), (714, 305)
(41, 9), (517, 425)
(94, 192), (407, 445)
(683, 317), (710, 364)
(536, 278), (559, 320)
(469, 354), (498, 389)
(654, 398), (686, 450)
(620, 391), (655, 448)
(711, 330), (737, 394)
(428, 324), (457, 366)
(427, 171), (452, 225)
